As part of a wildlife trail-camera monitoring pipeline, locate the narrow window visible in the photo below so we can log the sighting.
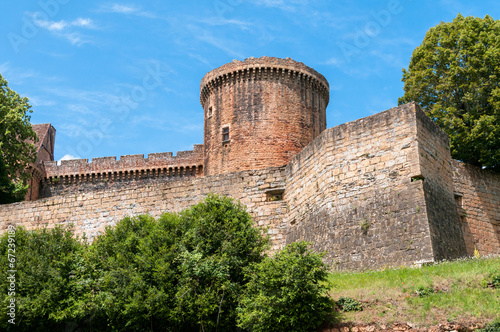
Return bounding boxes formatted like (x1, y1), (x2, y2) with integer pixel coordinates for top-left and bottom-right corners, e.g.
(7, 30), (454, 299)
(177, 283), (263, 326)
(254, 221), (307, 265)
(222, 126), (229, 142)
(454, 193), (463, 209)
(208, 106), (213, 118)
(266, 189), (285, 202)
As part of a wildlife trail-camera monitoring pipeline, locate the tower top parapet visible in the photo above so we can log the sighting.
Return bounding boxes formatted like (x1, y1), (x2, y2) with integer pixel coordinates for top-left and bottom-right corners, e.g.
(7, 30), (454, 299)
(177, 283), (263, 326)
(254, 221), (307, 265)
(200, 56), (329, 106)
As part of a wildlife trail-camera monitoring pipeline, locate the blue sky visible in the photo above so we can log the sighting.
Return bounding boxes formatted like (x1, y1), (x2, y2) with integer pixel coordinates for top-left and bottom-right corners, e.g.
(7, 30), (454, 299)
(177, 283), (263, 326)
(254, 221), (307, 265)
(1, 0), (499, 162)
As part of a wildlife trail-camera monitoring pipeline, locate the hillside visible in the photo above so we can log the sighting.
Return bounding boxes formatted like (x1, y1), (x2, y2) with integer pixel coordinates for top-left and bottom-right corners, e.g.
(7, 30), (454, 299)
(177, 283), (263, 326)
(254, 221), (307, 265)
(324, 256), (500, 331)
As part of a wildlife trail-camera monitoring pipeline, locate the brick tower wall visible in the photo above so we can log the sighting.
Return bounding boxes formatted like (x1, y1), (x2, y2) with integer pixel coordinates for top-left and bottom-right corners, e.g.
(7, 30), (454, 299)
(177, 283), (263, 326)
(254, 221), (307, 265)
(200, 57), (329, 176)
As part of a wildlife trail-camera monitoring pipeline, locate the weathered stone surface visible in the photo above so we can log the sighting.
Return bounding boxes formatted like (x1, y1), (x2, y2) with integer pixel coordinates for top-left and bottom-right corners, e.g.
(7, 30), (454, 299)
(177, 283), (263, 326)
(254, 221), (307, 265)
(452, 160), (500, 256)
(201, 56), (328, 176)
(1, 57), (499, 271)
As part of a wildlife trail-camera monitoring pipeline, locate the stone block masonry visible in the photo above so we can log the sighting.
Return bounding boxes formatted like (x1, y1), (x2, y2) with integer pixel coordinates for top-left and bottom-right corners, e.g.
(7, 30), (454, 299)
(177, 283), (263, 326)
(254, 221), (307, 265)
(1, 167), (288, 248)
(452, 160), (500, 256)
(1, 56), (499, 271)
(201, 57), (328, 176)
(40, 145), (204, 197)
(285, 103), (439, 270)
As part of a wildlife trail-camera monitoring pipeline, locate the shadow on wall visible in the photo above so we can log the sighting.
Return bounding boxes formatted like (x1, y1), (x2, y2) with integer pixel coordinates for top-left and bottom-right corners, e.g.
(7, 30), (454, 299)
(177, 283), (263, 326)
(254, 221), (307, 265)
(453, 160), (500, 256)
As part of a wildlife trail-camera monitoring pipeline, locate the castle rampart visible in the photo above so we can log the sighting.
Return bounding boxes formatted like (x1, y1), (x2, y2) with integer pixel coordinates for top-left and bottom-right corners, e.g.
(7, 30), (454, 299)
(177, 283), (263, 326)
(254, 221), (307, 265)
(284, 103), (438, 270)
(1, 57), (498, 270)
(2, 166), (287, 246)
(39, 145), (204, 197)
(452, 160), (500, 256)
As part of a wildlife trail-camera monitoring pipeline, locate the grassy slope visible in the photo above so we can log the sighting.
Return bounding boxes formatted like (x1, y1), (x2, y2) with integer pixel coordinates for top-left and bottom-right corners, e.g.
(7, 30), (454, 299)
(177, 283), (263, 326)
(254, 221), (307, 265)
(328, 256), (500, 328)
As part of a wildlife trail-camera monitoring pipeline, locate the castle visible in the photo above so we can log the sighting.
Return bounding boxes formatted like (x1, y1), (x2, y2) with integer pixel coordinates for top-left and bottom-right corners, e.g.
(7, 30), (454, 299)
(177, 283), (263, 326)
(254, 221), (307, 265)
(1, 57), (499, 270)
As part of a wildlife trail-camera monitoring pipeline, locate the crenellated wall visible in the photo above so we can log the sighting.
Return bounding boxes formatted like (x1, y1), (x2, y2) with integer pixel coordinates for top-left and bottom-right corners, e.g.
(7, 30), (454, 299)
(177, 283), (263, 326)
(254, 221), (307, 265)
(1, 102), (499, 270)
(1, 166), (288, 247)
(39, 145), (204, 197)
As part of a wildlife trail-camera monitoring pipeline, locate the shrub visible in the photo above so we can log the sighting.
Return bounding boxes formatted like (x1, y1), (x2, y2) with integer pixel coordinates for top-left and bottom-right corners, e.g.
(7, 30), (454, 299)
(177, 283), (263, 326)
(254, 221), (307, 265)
(336, 297), (363, 312)
(415, 286), (435, 297)
(478, 321), (500, 332)
(172, 194), (269, 331)
(491, 275), (500, 289)
(0, 226), (86, 331)
(90, 194), (268, 331)
(237, 241), (334, 332)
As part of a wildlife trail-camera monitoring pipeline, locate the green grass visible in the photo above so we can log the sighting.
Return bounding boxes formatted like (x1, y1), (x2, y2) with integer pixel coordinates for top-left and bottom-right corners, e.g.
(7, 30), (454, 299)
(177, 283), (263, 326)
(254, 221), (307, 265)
(328, 256), (500, 328)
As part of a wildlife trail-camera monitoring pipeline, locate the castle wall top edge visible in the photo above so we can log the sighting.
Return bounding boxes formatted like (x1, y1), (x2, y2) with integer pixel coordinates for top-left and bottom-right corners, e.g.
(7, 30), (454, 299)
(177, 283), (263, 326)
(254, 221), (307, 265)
(43, 144), (204, 177)
(200, 56), (329, 92)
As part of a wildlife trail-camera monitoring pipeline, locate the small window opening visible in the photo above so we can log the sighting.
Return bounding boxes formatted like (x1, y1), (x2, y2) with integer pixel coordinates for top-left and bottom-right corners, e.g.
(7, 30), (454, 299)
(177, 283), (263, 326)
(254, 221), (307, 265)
(454, 192), (466, 219)
(222, 126), (230, 142)
(454, 193), (463, 208)
(208, 106), (213, 118)
(411, 175), (425, 182)
(266, 189), (285, 202)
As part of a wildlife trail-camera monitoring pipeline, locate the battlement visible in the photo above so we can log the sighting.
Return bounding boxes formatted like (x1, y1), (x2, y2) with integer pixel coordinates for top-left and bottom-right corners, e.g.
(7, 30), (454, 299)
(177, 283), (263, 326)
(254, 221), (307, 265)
(200, 56), (329, 106)
(39, 145), (204, 196)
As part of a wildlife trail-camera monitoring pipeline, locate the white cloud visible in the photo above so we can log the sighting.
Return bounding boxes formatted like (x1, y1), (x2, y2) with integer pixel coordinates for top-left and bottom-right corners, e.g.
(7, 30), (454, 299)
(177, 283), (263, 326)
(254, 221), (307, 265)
(198, 17), (253, 30)
(32, 16), (94, 32)
(99, 3), (157, 18)
(29, 96), (56, 107)
(58, 154), (80, 164)
(0, 62), (10, 75)
(107, 3), (139, 14)
(0, 64), (38, 84)
(30, 15), (94, 46)
(252, 0), (310, 12)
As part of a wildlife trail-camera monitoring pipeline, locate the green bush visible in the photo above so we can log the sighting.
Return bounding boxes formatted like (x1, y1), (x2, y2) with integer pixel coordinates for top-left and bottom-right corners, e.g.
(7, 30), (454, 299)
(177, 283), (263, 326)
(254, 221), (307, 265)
(415, 286), (435, 297)
(88, 213), (183, 331)
(237, 241), (334, 332)
(478, 321), (500, 332)
(0, 196), (338, 331)
(171, 194), (269, 331)
(89, 194), (268, 331)
(0, 226), (86, 331)
(491, 275), (500, 289)
(336, 297), (363, 312)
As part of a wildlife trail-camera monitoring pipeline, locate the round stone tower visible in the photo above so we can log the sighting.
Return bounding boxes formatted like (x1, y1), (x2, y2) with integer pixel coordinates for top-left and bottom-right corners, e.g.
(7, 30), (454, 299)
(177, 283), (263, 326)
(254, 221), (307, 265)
(200, 56), (329, 176)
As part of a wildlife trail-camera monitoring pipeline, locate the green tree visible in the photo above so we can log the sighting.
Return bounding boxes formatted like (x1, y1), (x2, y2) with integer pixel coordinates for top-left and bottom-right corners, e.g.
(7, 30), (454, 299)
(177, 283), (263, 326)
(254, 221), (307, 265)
(0, 226), (86, 331)
(0, 155), (27, 203)
(89, 194), (268, 331)
(0, 73), (38, 201)
(399, 14), (500, 172)
(173, 194), (269, 331)
(237, 241), (334, 332)
(88, 213), (184, 331)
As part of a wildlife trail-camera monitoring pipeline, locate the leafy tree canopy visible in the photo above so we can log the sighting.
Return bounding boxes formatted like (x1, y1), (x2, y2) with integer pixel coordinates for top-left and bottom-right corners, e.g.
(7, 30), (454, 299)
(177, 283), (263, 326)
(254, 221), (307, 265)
(0, 73), (38, 200)
(237, 241), (334, 332)
(0, 196), (334, 331)
(399, 14), (500, 172)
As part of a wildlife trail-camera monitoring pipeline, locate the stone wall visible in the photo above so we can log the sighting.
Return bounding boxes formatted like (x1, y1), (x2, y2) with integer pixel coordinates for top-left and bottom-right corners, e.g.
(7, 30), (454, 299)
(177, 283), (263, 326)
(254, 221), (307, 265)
(40, 145), (204, 197)
(415, 106), (467, 260)
(2, 103), (498, 270)
(284, 103), (436, 270)
(452, 160), (500, 256)
(1, 167), (288, 249)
